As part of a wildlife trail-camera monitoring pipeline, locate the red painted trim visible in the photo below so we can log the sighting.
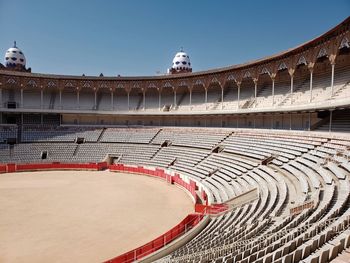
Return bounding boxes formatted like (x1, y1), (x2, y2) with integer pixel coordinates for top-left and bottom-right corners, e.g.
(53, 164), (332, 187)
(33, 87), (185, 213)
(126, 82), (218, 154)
(2, 162), (109, 173)
(109, 164), (199, 203)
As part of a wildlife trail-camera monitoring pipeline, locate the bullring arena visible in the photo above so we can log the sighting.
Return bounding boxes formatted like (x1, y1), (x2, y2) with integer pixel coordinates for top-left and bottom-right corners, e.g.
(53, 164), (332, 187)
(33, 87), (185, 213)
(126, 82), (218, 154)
(1, 16), (350, 263)
(0, 170), (193, 263)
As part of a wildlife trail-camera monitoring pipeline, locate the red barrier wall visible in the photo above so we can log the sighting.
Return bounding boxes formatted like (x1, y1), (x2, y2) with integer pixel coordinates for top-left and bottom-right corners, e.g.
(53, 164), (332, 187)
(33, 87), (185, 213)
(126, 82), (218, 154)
(105, 214), (203, 263)
(195, 203), (229, 214)
(6, 163), (16, 173)
(0, 164), (7, 173)
(3, 162), (108, 173)
(109, 164), (198, 202)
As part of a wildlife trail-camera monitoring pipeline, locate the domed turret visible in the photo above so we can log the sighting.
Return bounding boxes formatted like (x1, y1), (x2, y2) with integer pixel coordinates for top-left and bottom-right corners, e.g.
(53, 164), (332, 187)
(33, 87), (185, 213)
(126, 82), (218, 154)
(169, 48), (192, 74)
(4, 41), (26, 69)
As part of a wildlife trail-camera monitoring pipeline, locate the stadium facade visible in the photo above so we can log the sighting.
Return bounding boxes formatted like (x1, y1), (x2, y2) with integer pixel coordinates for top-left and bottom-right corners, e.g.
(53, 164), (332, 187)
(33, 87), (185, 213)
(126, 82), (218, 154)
(0, 17), (349, 131)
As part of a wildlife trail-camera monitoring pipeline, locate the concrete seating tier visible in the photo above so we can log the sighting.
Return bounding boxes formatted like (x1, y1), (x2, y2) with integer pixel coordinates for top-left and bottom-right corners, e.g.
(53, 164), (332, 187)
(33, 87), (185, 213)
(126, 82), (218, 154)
(100, 128), (160, 143)
(0, 125), (17, 143)
(21, 125), (103, 142)
(151, 128), (231, 149)
(0, 127), (349, 263)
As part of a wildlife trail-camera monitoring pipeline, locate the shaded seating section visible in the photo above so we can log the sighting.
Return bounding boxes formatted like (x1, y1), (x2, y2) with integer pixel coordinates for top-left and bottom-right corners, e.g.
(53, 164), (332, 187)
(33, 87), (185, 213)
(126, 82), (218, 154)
(317, 110), (350, 132)
(0, 125), (17, 143)
(0, 143), (77, 163)
(21, 125), (103, 142)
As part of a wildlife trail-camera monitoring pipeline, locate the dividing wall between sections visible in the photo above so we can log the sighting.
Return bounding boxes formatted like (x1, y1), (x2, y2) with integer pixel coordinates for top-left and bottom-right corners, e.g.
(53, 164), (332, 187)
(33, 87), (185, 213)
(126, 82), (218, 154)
(0, 162), (108, 173)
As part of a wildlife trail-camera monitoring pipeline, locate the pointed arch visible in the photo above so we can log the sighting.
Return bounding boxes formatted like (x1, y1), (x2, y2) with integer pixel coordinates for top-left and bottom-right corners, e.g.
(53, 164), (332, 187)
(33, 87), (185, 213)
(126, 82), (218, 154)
(297, 55), (307, 66)
(82, 80), (92, 88)
(243, 71), (252, 79)
(27, 79), (38, 87)
(260, 67), (270, 75)
(64, 81), (74, 88)
(339, 36), (350, 49)
(47, 80), (57, 88)
(278, 62), (288, 71)
(317, 47), (328, 58)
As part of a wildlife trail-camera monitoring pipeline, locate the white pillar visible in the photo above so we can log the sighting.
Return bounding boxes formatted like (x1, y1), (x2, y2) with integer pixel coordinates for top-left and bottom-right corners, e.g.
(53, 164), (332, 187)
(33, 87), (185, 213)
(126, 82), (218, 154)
(189, 89), (192, 110)
(77, 91), (80, 109)
(254, 81), (257, 99)
(237, 84), (241, 109)
(205, 88), (208, 109)
(174, 90), (177, 108)
(309, 70), (313, 102)
(20, 89), (23, 108)
(221, 87), (224, 110)
(272, 78), (275, 106)
(41, 90), (44, 109)
(111, 91), (114, 110)
(127, 92), (130, 111)
(143, 91), (145, 110)
(290, 75), (294, 105)
(94, 91), (97, 109)
(330, 63), (335, 98)
(158, 91), (161, 111)
(59, 90), (62, 109)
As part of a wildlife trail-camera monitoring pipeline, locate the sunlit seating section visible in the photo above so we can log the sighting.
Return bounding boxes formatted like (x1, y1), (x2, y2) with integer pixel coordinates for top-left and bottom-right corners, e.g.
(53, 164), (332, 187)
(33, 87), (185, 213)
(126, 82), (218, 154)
(64, 143), (159, 164)
(100, 128), (160, 143)
(152, 128), (230, 149)
(146, 146), (209, 170)
(221, 131), (324, 163)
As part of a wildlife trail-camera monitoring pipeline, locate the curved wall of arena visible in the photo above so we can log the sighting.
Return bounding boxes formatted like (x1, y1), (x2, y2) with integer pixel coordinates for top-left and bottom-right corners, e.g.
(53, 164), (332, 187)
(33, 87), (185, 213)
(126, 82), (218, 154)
(0, 17), (349, 129)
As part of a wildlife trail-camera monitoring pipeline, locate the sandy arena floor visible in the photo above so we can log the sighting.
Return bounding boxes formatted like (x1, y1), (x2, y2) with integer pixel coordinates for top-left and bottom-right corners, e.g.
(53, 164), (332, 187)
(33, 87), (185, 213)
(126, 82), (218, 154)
(0, 170), (193, 263)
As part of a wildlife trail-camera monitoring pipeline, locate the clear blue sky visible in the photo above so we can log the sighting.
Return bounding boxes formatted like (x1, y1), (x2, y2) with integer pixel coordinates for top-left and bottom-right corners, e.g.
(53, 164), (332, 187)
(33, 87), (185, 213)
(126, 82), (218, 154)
(0, 0), (349, 76)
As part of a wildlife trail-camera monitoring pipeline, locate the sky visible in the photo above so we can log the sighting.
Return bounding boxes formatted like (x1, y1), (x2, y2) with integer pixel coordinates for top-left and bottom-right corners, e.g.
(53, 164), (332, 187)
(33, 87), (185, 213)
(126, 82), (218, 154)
(0, 0), (349, 77)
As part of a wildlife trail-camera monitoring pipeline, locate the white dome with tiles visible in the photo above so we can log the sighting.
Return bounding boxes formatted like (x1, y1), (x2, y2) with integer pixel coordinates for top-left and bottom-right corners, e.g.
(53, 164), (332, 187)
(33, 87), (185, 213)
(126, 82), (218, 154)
(4, 41), (26, 68)
(171, 49), (192, 72)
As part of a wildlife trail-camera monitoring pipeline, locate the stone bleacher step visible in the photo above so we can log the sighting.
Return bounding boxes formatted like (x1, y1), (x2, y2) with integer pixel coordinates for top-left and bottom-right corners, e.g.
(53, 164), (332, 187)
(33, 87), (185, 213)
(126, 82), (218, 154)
(150, 146), (163, 160)
(96, 128), (106, 142)
(149, 128), (162, 144)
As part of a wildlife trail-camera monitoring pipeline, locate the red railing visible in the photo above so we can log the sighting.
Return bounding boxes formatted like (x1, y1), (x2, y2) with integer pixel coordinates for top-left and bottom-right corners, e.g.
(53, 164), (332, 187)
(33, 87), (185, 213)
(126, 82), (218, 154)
(0, 164), (6, 173)
(104, 213), (203, 263)
(109, 164), (198, 202)
(2, 162), (108, 173)
(195, 203), (229, 215)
